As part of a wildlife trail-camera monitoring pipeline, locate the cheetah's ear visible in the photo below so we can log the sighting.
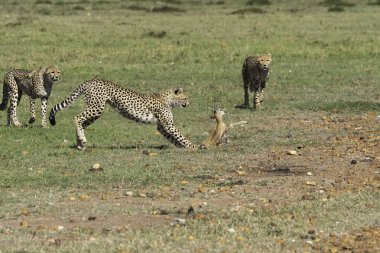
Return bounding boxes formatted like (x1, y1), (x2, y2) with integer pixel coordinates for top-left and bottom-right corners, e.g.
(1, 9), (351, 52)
(38, 67), (46, 74)
(268, 53), (272, 57)
(174, 87), (183, 95)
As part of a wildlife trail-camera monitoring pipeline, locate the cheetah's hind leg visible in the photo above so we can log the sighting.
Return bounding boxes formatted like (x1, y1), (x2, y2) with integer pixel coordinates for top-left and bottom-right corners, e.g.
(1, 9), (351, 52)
(75, 115), (87, 150)
(7, 91), (22, 127)
(74, 106), (104, 150)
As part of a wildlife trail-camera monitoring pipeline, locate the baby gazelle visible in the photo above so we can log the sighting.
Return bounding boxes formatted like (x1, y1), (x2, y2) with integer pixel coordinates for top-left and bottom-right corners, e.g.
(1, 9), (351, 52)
(201, 108), (248, 149)
(201, 108), (227, 148)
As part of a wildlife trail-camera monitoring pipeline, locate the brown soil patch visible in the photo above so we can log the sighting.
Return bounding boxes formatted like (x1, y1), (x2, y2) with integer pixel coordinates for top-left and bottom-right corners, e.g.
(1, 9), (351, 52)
(1, 112), (379, 250)
(312, 226), (380, 252)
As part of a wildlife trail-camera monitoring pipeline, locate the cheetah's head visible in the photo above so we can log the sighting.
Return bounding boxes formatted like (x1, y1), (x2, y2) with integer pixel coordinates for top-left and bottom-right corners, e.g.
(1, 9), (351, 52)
(44, 66), (61, 83)
(258, 54), (272, 70)
(162, 87), (189, 108)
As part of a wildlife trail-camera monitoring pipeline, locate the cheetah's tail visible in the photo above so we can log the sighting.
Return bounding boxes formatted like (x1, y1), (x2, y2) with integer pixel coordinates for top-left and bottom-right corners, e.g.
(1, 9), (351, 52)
(0, 81), (9, 111)
(49, 82), (86, 126)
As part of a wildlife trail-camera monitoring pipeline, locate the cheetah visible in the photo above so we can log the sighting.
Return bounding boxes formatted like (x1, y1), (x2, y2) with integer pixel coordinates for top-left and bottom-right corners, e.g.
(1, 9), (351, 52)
(238, 54), (272, 110)
(0, 66), (61, 127)
(49, 79), (200, 150)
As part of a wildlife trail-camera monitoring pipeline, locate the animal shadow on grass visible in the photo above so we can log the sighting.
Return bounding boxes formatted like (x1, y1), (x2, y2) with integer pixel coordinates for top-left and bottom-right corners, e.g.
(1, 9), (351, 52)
(68, 144), (169, 150)
(124, 4), (185, 13)
(0, 124), (45, 128)
(150, 5), (186, 13)
(260, 164), (309, 177)
(368, 0), (380, 6)
(231, 7), (267, 15)
(235, 104), (251, 110)
(246, 0), (271, 5)
(145, 30), (167, 39)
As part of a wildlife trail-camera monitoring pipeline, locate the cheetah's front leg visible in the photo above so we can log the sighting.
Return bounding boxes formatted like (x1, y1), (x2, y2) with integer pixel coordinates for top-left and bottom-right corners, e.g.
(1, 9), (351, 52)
(252, 81), (262, 110)
(259, 88), (265, 103)
(253, 90), (261, 110)
(40, 97), (48, 128)
(28, 98), (36, 124)
(157, 122), (196, 148)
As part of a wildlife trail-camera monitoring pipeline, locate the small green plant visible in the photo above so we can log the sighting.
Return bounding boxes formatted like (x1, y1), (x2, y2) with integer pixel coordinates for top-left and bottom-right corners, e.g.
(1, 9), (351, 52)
(257, 180), (268, 186)
(320, 0), (355, 7)
(368, 0), (380, 5)
(246, 0), (271, 5)
(150, 5), (186, 13)
(320, 0), (355, 12)
(39, 7), (52, 15)
(72, 5), (85, 11)
(328, 5), (345, 11)
(231, 7), (267, 14)
(35, 0), (53, 4)
(163, 0), (182, 4)
(125, 4), (149, 11)
(145, 30), (167, 39)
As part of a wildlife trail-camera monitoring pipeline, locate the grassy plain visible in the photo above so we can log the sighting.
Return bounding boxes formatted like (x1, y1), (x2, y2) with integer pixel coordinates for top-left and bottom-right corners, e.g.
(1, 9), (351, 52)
(0, 0), (379, 252)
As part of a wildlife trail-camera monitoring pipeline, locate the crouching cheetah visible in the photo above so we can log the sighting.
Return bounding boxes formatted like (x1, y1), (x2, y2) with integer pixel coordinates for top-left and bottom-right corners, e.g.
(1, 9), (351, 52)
(49, 79), (200, 149)
(238, 54), (272, 110)
(0, 66), (61, 127)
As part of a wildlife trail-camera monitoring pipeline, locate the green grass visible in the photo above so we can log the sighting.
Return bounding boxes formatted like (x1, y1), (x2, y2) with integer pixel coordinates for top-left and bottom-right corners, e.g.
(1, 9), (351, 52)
(0, 0), (379, 252)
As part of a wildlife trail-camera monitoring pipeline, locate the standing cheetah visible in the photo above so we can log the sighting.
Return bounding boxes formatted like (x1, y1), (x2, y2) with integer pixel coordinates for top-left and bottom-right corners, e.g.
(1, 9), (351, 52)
(238, 54), (272, 110)
(0, 66), (61, 127)
(49, 79), (201, 149)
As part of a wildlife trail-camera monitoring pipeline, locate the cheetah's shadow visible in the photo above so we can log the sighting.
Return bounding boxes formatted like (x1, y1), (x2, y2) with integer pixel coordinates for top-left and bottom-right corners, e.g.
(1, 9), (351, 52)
(68, 144), (169, 150)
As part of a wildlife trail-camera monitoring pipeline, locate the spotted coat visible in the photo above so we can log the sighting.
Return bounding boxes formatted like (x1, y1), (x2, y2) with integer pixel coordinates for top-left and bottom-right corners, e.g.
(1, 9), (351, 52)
(49, 79), (198, 149)
(240, 54), (272, 109)
(0, 66), (61, 127)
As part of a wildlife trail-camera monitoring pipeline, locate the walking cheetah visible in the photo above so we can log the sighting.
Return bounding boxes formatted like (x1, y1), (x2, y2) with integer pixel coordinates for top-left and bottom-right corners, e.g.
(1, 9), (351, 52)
(0, 66), (61, 127)
(49, 79), (200, 149)
(238, 54), (272, 110)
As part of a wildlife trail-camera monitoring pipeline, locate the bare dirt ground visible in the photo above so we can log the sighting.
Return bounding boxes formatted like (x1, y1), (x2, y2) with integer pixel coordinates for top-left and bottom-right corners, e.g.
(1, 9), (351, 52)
(1, 112), (379, 251)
